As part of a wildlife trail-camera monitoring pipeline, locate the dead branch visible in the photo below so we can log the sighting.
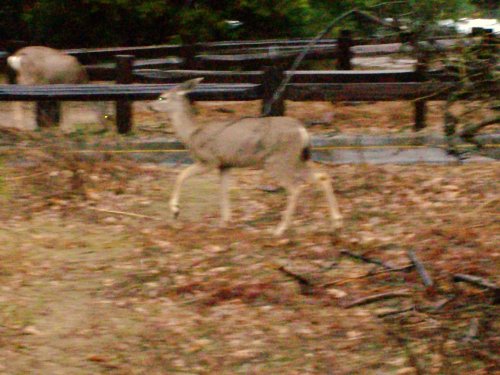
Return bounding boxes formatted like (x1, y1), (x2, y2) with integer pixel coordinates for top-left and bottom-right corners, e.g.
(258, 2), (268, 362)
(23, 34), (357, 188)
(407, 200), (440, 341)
(340, 249), (394, 270)
(407, 250), (434, 288)
(277, 265), (312, 286)
(344, 290), (411, 308)
(453, 274), (500, 303)
(87, 207), (160, 220)
(352, 10), (402, 32)
(459, 115), (500, 140)
(5, 171), (47, 181)
(377, 306), (415, 318)
(320, 264), (414, 288)
(276, 265), (317, 295)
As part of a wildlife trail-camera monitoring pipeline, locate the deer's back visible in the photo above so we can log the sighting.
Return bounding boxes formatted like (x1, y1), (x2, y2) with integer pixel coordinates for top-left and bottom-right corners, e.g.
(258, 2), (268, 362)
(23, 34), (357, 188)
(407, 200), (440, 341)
(188, 117), (310, 168)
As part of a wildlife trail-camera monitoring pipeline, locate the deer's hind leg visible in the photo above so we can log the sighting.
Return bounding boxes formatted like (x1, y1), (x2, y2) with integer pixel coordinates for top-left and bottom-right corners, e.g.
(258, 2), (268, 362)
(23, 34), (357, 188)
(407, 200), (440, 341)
(170, 163), (211, 219)
(265, 157), (308, 237)
(310, 166), (343, 231)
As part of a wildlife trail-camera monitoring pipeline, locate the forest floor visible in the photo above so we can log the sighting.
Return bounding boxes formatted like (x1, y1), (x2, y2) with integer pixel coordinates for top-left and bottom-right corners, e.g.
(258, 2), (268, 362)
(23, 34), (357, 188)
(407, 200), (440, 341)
(0, 123), (498, 373)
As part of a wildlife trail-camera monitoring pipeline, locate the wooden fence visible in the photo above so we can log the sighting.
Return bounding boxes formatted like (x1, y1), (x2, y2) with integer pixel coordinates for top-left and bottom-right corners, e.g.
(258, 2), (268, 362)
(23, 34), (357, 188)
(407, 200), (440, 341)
(0, 57), (461, 133)
(0, 33), (493, 134)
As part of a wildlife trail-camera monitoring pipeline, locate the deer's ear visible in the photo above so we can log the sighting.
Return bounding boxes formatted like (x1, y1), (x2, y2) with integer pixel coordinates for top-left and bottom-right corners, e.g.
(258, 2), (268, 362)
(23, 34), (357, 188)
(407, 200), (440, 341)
(176, 77), (204, 94)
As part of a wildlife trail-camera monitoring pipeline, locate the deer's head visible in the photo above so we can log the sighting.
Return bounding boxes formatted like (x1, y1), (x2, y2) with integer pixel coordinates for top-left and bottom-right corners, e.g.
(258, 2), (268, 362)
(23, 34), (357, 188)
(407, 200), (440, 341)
(149, 78), (203, 113)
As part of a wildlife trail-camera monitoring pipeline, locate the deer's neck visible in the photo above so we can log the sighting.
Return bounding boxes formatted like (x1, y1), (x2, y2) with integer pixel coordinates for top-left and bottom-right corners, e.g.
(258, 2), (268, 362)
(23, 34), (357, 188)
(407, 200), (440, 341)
(169, 98), (199, 144)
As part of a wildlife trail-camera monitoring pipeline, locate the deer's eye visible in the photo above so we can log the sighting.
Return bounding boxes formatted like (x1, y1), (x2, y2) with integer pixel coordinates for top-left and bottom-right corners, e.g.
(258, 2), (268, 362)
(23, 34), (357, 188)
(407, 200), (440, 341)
(158, 97), (165, 101)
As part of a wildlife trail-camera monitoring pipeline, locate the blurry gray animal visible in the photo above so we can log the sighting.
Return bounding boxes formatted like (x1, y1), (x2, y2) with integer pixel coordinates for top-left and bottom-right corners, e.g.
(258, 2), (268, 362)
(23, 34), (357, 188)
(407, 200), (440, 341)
(7, 46), (109, 130)
(149, 78), (343, 236)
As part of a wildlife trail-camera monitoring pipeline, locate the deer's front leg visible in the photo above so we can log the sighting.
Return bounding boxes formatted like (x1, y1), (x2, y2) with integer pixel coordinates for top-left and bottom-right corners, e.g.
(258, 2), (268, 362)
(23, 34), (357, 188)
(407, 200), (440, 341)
(274, 184), (304, 237)
(170, 163), (210, 219)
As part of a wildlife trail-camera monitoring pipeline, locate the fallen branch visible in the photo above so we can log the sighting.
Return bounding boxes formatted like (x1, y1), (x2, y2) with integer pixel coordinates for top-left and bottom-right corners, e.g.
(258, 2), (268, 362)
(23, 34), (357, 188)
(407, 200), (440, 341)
(5, 171), (47, 181)
(340, 249), (394, 270)
(459, 115), (500, 140)
(277, 265), (316, 295)
(87, 207), (160, 220)
(320, 264), (414, 288)
(344, 290), (411, 308)
(453, 274), (500, 303)
(377, 306), (415, 318)
(407, 250), (434, 288)
(277, 265), (312, 286)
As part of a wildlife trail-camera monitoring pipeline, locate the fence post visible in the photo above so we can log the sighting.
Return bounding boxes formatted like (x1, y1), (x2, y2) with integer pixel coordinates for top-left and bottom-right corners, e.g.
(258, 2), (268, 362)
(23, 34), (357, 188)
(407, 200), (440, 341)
(115, 54), (134, 134)
(180, 44), (196, 70)
(261, 66), (285, 116)
(414, 57), (428, 131)
(336, 29), (353, 70)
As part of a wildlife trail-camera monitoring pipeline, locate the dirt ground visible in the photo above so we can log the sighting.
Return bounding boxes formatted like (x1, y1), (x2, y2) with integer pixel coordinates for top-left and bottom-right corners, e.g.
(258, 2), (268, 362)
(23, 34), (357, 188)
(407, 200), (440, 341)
(0, 139), (498, 374)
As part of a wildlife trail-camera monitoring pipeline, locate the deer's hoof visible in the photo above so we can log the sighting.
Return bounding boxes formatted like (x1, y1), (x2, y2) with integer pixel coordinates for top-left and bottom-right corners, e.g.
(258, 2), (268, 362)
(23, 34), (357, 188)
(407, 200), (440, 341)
(331, 217), (343, 231)
(218, 218), (231, 228)
(170, 204), (180, 219)
(272, 224), (287, 237)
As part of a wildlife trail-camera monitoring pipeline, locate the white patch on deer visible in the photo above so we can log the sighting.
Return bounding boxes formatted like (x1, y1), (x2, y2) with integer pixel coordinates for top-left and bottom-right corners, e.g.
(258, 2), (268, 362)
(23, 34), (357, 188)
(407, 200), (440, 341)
(7, 56), (22, 71)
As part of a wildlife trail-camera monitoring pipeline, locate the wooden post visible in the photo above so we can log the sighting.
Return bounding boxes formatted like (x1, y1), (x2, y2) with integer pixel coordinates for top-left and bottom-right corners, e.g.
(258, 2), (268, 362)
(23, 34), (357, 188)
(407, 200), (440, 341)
(180, 44), (196, 70)
(261, 66), (285, 116)
(414, 58), (427, 131)
(336, 29), (353, 70)
(115, 55), (134, 134)
(36, 101), (60, 128)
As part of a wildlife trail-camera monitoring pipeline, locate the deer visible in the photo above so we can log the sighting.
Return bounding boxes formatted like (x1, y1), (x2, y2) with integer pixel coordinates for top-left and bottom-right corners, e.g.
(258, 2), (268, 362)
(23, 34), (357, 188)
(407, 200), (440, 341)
(149, 78), (343, 237)
(6, 46), (109, 131)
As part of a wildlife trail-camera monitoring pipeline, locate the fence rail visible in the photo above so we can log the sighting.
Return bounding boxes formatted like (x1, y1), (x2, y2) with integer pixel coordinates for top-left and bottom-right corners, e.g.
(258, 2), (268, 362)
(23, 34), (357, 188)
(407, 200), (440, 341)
(0, 82), (460, 102)
(0, 83), (261, 101)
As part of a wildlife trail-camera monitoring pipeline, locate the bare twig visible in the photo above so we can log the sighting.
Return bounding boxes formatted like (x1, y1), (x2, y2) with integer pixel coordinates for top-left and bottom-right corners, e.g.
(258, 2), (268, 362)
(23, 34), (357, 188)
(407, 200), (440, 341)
(5, 171), (47, 181)
(366, 1), (407, 10)
(344, 290), (411, 308)
(276, 265), (316, 295)
(377, 306), (415, 318)
(277, 265), (312, 286)
(320, 265), (414, 288)
(453, 274), (500, 303)
(263, 9), (358, 115)
(459, 115), (500, 140)
(340, 249), (394, 270)
(407, 250), (434, 288)
(87, 207), (160, 220)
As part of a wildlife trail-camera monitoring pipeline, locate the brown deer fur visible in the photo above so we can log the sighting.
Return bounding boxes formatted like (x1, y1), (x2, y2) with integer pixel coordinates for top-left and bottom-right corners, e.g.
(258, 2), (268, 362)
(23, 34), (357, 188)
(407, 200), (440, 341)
(150, 78), (343, 236)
